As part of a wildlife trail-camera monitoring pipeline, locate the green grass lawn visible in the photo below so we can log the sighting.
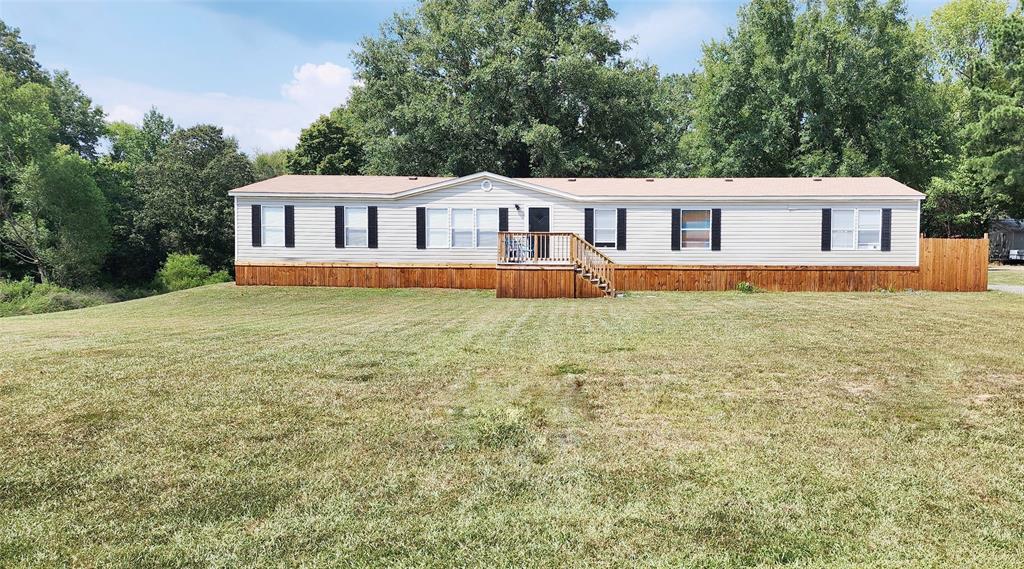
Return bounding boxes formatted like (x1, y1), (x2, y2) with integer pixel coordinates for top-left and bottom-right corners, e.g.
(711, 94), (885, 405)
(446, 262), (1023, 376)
(989, 266), (1024, 286)
(2, 285), (1023, 566)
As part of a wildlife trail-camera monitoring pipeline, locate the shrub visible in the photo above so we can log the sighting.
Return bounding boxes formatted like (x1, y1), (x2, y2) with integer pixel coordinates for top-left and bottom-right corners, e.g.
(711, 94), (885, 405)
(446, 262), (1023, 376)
(155, 254), (232, 292)
(207, 270), (232, 285)
(736, 281), (764, 293)
(0, 277), (108, 317)
(0, 277), (36, 303)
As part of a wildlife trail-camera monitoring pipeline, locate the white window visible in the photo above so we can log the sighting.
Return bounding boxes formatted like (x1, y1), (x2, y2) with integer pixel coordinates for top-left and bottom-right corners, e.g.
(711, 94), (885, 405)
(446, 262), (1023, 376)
(831, 209), (855, 250)
(857, 209), (882, 250)
(426, 208), (499, 248)
(451, 208), (474, 248)
(476, 209), (498, 248)
(345, 206), (368, 247)
(594, 209), (617, 248)
(832, 209), (881, 250)
(680, 209), (711, 249)
(426, 208), (449, 248)
(262, 205), (285, 247)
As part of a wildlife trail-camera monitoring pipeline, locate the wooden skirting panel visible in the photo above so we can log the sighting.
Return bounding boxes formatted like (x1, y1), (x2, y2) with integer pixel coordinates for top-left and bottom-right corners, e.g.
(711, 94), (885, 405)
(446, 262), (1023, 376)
(236, 263), (496, 289)
(495, 266), (605, 298)
(617, 238), (989, 292)
(235, 238), (988, 294)
(616, 266), (922, 292)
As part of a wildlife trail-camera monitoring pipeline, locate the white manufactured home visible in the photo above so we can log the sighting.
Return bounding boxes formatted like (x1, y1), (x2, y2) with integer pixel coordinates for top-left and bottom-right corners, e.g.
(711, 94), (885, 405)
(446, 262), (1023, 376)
(229, 172), (986, 296)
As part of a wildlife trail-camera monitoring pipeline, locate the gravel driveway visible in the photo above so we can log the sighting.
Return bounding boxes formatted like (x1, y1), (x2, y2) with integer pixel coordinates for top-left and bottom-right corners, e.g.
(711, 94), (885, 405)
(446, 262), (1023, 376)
(989, 284), (1024, 294)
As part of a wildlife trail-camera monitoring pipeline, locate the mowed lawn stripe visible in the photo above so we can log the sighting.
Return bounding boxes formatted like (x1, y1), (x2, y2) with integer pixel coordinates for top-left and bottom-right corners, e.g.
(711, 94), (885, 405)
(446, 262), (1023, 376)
(1, 285), (1022, 566)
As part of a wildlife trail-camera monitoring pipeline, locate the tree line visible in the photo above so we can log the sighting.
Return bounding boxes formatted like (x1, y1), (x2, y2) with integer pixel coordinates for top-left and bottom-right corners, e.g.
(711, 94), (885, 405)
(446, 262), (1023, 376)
(0, 21), (255, 286)
(2, 0), (1022, 288)
(289, 0), (1023, 239)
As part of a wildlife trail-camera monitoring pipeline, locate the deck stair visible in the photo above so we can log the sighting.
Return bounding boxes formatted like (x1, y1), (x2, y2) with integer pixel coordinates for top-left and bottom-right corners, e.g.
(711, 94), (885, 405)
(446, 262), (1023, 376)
(498, 231), (618, 297)
(574, 265), (618, 296)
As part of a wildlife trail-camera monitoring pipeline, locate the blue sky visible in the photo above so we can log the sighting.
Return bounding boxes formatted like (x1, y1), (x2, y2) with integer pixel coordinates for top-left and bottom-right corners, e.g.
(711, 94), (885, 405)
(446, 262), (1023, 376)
(2, 0), (943, 154)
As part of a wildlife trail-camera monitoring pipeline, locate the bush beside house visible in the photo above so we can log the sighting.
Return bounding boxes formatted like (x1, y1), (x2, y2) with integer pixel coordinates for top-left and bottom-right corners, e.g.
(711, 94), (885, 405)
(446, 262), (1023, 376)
(154, 253), (231, 292)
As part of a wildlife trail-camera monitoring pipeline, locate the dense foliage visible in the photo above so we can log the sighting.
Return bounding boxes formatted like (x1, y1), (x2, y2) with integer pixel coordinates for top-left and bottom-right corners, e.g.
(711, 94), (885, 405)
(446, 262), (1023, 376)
(691, 0), (949, 189)
(345, 0), (674, 177)
(1, 24), (252, 287)
(0, 276), (108, 316)
(291, 0), (1017, 235)
(252, 149), (290, 181)
(287, 108), (363, 175)
(154, 253), (231, 292)
(0, 67), (110, 285)
(1, 0), (1021, 291)
(135, 125), (253, 271)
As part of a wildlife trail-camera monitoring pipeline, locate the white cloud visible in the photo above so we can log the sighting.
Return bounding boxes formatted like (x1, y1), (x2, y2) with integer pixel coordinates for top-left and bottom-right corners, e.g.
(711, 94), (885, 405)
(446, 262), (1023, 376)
(82, 62), (356, 154)
(282, 62), (357, 109)
(615, 3), (723, 70)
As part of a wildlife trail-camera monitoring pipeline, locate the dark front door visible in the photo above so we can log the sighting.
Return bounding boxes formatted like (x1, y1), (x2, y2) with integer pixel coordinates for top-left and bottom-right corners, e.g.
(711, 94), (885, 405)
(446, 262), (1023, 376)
(528, 207), (550, 232)
(528, 208), (550, 259)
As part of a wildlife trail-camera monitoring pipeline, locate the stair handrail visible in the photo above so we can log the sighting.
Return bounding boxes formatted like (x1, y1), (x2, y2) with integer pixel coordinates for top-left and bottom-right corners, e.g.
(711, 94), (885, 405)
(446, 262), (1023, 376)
(568, 234), (616, 295)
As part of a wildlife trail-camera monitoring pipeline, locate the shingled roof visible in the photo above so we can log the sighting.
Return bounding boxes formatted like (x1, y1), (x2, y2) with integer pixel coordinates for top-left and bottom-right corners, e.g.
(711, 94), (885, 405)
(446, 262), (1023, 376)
(229, 172), (924, 200)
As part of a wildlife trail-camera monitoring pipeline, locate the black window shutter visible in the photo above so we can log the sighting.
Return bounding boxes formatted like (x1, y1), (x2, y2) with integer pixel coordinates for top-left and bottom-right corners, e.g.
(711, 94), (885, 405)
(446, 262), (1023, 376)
(251, 205), (262, 247)
(711, 208), (722, 251)
(284, 205), (295, 248)
(416, 207), (426, 249)
(584, 208), (594, 244)
(881, 208), (892, 251)
(616, 208), (627, 250)
(671, 209), (681, 251)
(498, 208), (509, 232)
(335, 206), (345, 248)
(821, 208), (832, 251)
(368, 206), (378, 249)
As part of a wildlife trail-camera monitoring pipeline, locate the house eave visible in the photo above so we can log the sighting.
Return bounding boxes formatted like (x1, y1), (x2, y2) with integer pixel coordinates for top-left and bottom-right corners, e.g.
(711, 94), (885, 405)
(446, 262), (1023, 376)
(227, 191), (925, 203)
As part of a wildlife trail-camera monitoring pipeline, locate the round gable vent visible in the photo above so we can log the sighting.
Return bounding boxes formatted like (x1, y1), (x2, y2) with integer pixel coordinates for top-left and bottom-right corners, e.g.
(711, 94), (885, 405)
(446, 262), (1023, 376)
(481, 180), (493, 191)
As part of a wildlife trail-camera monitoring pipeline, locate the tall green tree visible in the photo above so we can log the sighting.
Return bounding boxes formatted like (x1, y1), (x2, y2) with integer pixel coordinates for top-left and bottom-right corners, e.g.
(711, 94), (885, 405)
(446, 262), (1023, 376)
(107, 108), (175, 165)
(287, 107), (362, 174)
(929, 0), (1010, 86)
(963, 7), (1024, 218)
(137, 125), (254, 270)
(692, 0), (798, 176)
(0, 21), (46, 86)
(47, 70), (105, 159)
(1, 69), (111, 284)
(99, 109), (176, 282)
(655, 73), (700, 177)
(7, 146), (111, 284)
(685, 0), (947, 186)
(349, 0), (670, 177)
(253, 148), (291, 180)
(1, 69), (58, 281)
(922, 1), (1018, 236)
(788, 0), (948, 188)
(1, 22), (105, 160)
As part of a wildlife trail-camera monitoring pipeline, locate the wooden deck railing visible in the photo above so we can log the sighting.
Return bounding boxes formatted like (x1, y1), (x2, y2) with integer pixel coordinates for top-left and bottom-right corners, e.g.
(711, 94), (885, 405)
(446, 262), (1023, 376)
(570, 234), (616, 294)
(498, 232), (617, 295)
(498, 232), (573, 264)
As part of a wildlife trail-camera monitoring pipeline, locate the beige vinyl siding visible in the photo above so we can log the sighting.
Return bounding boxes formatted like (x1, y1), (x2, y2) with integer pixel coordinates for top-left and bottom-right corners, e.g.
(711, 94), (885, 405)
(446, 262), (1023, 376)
(235, 179), (921, 266)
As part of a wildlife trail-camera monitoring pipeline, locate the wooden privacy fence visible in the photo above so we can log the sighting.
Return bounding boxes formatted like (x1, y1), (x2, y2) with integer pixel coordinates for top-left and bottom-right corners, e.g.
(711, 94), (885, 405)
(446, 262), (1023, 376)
(917, 237), (989, 291)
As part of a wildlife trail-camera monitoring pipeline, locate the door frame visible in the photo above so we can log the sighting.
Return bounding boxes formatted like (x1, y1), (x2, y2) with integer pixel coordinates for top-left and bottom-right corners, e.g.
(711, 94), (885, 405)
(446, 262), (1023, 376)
(527, 206), (551, 232)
